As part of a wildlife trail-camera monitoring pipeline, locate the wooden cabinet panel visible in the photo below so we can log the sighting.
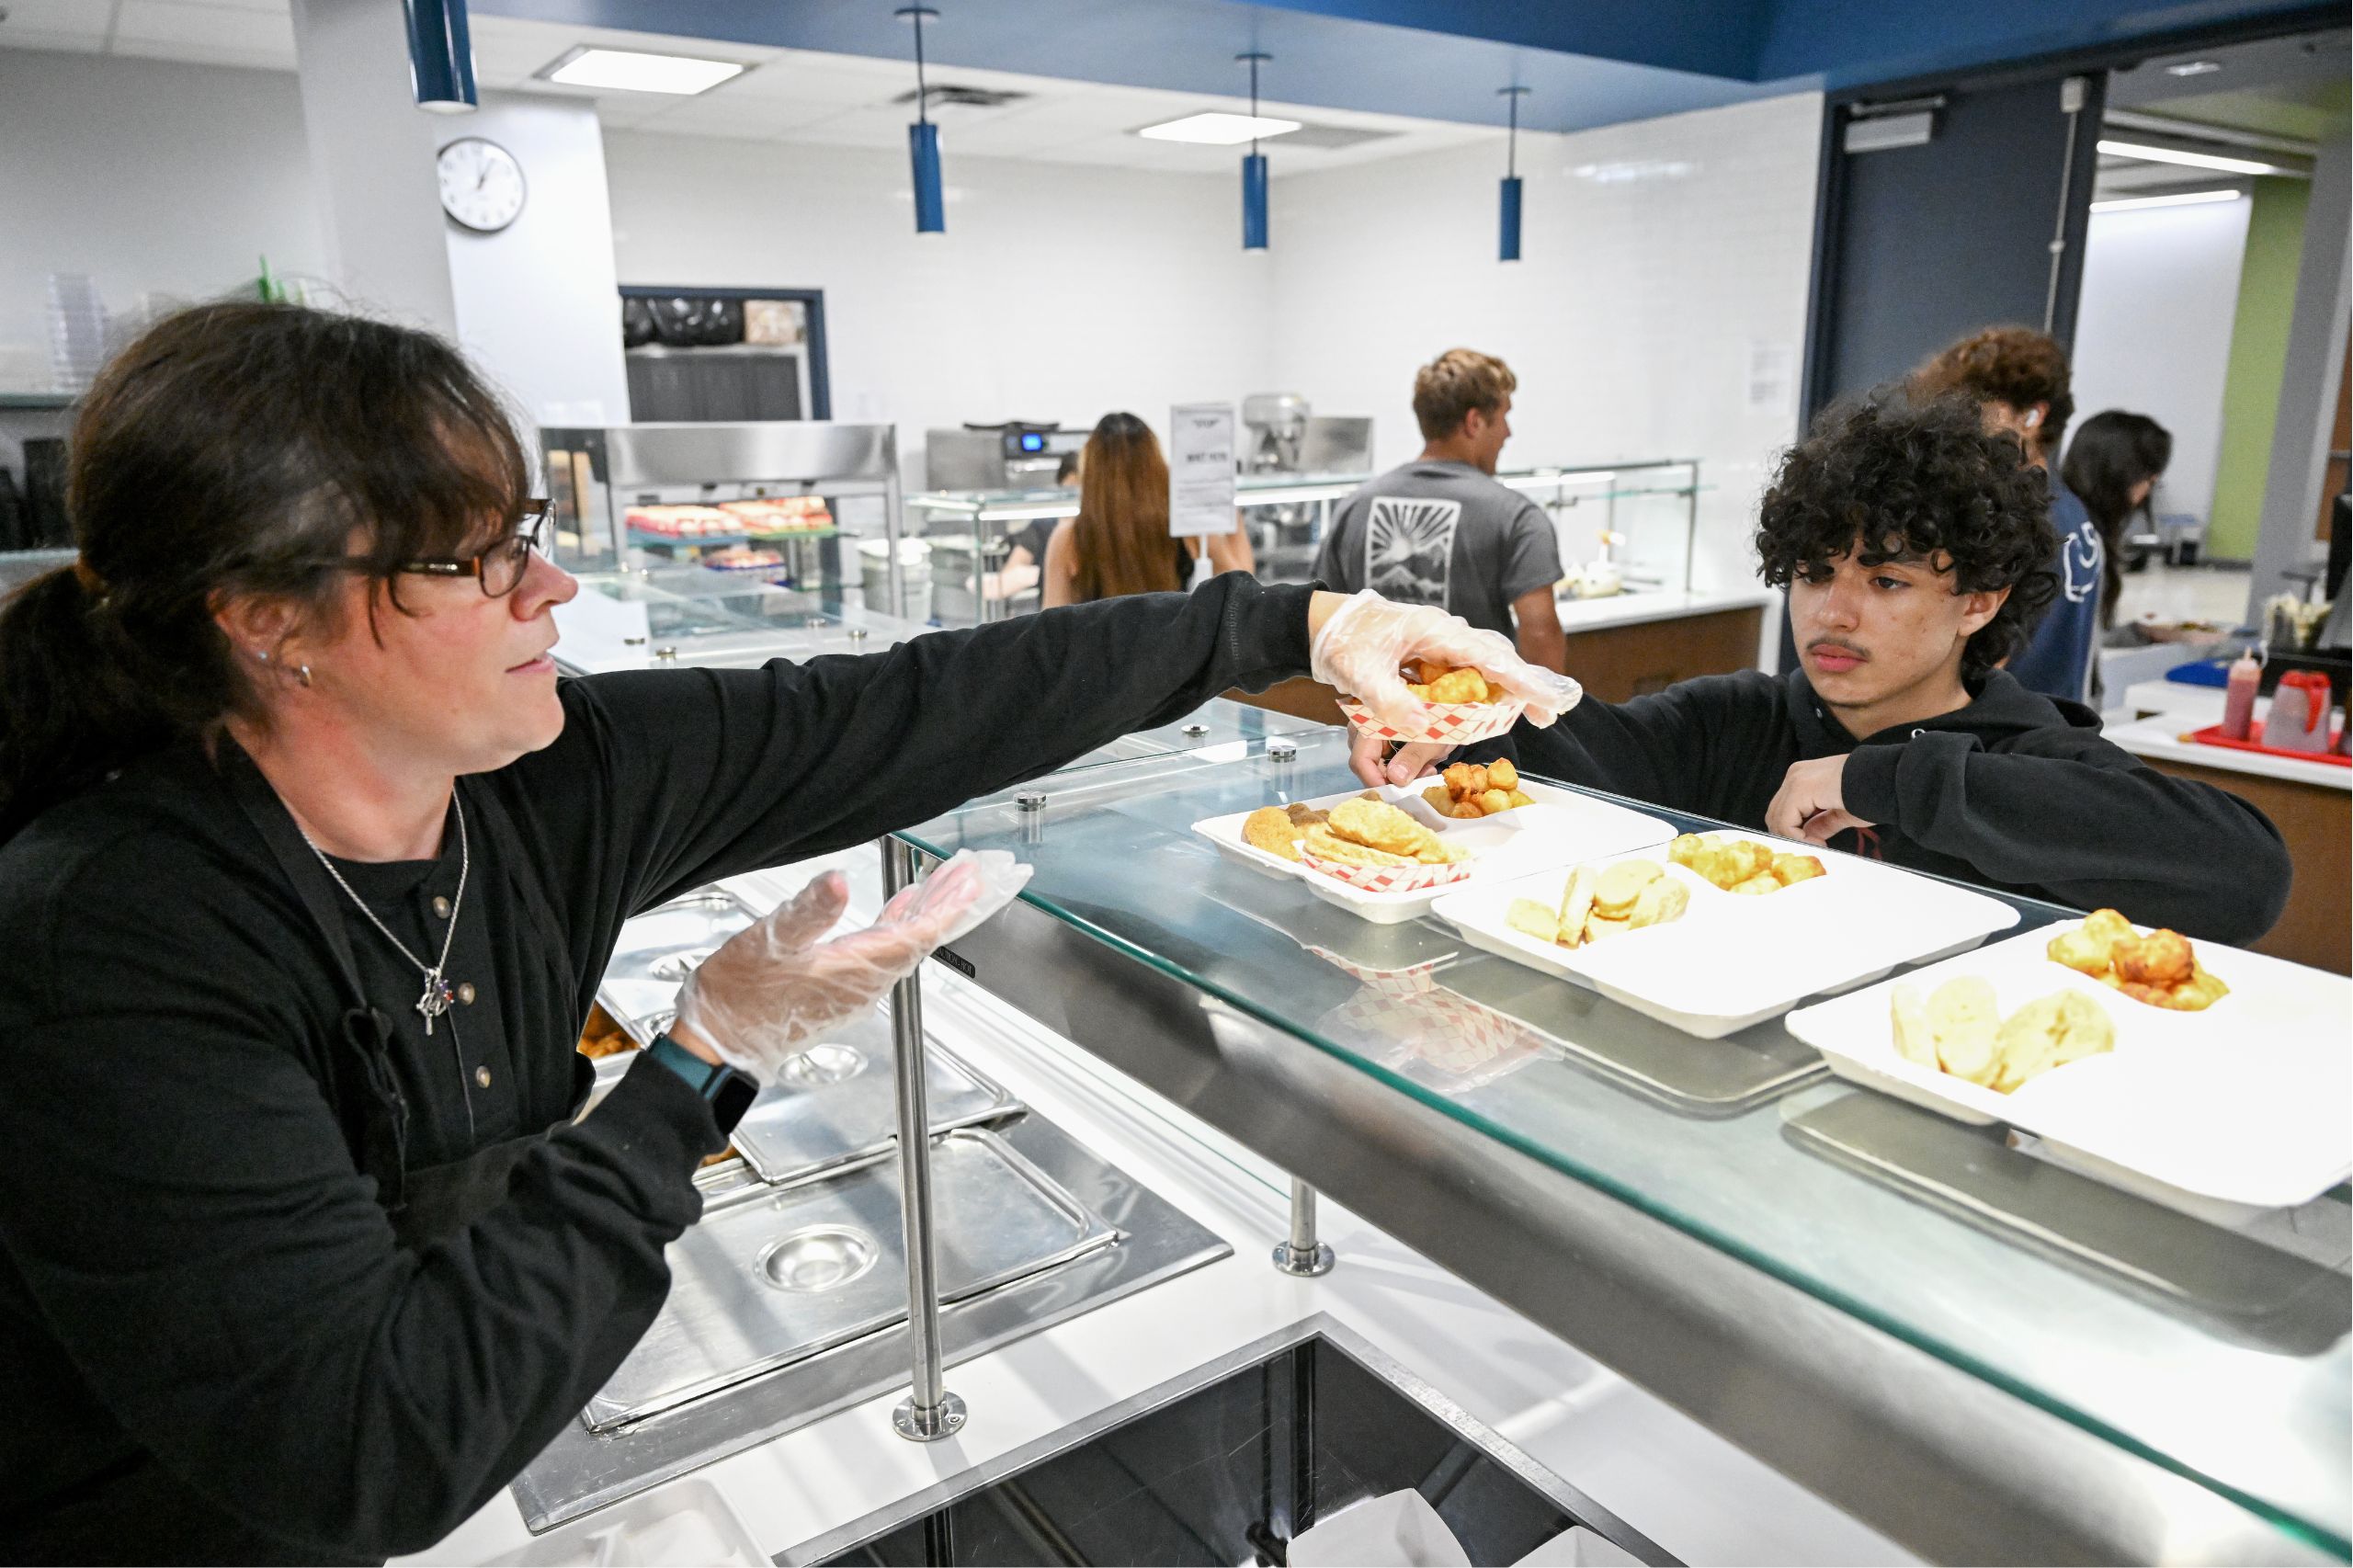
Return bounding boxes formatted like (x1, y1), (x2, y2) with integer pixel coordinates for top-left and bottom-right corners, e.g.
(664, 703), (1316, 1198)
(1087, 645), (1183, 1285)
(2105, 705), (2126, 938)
(2139, 758), (2349, 975)
(1561, 607), (1764, 703)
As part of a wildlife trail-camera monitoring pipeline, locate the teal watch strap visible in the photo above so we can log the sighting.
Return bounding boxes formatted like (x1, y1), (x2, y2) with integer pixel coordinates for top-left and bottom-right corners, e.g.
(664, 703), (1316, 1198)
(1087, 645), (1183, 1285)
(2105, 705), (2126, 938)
(645, 1031), (719, 1094)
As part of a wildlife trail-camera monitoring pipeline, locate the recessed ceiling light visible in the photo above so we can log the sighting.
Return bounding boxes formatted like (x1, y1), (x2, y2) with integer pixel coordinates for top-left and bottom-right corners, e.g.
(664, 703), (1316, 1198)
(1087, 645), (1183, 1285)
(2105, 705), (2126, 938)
(2164, 60), (2223, 77)
(2096, 138), (2280, 175)
(540, 47), (747, 96)
(2090, 187), (2242, 213)
(1137, 112), (1302, 145)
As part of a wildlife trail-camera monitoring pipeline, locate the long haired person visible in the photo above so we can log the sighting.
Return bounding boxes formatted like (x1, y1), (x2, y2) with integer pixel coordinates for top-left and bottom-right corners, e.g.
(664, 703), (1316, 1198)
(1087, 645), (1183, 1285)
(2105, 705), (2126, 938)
(2062, 410), (2174, 626)
(1043, 412), (1253, 606)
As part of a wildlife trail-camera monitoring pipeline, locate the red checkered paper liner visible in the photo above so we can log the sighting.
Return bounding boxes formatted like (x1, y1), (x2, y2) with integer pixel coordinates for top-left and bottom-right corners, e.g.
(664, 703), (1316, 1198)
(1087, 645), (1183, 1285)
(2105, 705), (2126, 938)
(1297, 845), (1473, 894)
(1336, 696), (1525, 746)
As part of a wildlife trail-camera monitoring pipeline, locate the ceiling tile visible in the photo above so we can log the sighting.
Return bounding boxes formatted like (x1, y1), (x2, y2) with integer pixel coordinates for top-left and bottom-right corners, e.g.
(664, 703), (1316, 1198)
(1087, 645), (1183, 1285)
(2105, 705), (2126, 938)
(0, 28), (110, 52)
(764, 104), (911, 150)
(113, 0), (293, 54)
(625, 93), (849, 141)
(0, 0), (113, 41)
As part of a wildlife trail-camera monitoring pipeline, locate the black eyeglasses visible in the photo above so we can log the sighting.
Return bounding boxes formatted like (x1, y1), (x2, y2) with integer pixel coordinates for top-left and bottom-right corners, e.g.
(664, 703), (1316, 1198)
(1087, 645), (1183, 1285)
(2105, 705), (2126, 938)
(316, 502), (552, 597)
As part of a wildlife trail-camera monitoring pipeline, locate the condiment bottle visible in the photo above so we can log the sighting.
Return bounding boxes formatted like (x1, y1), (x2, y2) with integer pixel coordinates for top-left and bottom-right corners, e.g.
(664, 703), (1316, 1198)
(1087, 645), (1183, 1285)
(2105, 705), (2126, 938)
(2261, 670), (2333, 753)
(2220, 648), (2262, 741)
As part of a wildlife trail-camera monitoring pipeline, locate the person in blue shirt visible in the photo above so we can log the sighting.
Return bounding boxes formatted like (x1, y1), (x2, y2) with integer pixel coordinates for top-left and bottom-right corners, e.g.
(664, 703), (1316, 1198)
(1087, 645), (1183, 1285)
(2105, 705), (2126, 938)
(1914, 326), (2102, 704)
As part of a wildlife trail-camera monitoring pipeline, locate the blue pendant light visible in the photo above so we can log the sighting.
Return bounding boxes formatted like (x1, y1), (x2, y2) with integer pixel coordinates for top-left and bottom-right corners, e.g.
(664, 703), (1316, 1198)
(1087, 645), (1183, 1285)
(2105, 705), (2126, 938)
(1498, 86), (1529, 262)
(898, 6), (946, 234)
(1239, 52), (1271, 251)
(402, 0), (477, 113)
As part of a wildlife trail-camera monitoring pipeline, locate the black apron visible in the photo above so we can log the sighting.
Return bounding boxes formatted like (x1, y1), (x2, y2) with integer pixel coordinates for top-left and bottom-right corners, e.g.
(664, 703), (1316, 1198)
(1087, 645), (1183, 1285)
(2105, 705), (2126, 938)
(225, 753), (566, 1248)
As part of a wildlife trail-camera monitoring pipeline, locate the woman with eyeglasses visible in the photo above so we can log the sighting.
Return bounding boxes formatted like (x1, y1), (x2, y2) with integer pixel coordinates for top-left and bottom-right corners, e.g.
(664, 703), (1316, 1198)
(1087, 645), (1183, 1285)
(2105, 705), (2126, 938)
(0, 303), (1575, 1563)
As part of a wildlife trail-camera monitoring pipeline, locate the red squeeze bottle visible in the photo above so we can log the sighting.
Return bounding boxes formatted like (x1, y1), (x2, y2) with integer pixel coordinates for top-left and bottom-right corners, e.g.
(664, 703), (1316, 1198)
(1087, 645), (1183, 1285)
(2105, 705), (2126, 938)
(2220, 650), (2261, 741)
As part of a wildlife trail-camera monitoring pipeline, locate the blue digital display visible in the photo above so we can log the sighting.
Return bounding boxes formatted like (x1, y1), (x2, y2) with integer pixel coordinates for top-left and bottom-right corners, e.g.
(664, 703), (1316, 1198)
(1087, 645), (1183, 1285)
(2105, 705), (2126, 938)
(1018, 432), (1045, 452)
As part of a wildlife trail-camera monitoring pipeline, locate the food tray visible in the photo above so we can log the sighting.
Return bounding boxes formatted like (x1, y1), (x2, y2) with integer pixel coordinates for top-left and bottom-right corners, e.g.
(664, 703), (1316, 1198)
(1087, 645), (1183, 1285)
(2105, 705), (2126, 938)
(585, 1128), (1120, 1431)
(1432, 838), (2018, 1039)
(730, 1038), (1016, 1184)
(1785, 926), (2353, 1221)
(2183, 722), (2348, 767)
(1191, 781), (1674, 926)
(1336, 694), (1526, 746)
(596, 888), (762, 1045)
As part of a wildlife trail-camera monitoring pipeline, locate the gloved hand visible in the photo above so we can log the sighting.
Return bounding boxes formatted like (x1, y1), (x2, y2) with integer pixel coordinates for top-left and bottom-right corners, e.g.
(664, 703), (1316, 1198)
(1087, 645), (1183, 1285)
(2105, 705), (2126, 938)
(672, 849), (1032, 1077)
(1309, 589), (1582, 731)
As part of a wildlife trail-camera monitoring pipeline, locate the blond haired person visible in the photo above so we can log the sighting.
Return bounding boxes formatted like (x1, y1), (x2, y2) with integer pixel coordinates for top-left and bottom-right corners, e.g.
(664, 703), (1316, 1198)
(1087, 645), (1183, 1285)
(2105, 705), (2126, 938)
(1311, 348), (1566, 672)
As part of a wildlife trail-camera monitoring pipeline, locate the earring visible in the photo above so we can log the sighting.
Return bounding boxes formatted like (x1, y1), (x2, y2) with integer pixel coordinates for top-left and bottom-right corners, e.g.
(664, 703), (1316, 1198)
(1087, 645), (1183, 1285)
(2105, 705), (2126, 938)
(252, 648), (269, 664)
(295, 664), (313, 688)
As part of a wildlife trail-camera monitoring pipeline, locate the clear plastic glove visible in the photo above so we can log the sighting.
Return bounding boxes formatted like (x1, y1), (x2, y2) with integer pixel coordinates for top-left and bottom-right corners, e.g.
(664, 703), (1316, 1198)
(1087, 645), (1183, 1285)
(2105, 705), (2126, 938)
(1310, 589), (1581, 731)
(672, 849), (1033, 1077)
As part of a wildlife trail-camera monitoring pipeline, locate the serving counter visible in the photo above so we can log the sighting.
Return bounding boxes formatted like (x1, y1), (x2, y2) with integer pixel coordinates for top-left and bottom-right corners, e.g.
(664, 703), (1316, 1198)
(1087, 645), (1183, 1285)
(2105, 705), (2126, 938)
(893, 729), (2350, 1565)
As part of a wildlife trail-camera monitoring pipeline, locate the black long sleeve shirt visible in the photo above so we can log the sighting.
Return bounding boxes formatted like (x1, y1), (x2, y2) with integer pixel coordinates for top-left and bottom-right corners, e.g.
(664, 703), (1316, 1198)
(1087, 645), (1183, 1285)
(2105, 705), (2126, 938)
(1501, 666), (2291, 943)
(0, 577), (1315, 1564)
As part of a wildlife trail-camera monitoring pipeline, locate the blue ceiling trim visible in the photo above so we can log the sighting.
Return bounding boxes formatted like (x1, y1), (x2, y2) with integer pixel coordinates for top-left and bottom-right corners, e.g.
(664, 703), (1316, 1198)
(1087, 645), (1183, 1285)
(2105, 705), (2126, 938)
(471, 0), (1793, 136)
(1750, 0), (2324, 86)
(472, 0), (2326, 134)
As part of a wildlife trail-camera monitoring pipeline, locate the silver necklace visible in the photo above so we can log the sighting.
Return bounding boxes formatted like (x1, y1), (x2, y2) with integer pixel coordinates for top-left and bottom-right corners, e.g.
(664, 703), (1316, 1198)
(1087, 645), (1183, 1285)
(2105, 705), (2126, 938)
(301, 796), (470, 1037)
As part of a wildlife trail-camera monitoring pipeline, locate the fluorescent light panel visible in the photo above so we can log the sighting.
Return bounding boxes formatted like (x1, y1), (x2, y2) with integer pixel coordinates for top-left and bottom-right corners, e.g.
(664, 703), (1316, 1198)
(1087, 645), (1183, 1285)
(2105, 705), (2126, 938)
(543, 48), (745, 96)
(2090, 187), (2243, 213)
(2097, 138), (2279, 175)
(1137, 112), (1302, 145)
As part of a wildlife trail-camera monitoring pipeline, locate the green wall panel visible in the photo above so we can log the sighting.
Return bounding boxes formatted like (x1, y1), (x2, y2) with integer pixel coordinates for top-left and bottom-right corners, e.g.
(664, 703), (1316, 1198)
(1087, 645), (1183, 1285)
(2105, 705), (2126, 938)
(2209, 176), (2312, 561)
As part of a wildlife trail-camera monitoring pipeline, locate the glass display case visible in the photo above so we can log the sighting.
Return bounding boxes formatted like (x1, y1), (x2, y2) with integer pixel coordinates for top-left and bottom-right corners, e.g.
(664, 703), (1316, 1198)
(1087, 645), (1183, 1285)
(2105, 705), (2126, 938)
(540, 422), (901, 608)
(892, 729), (2350, 1564)
(900, 460), (1703, 630)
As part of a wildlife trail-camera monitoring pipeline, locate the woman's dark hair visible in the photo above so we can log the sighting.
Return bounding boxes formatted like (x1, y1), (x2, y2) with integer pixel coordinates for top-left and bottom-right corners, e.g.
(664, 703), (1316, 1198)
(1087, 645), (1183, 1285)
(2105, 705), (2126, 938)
(0, 301), (530, 842)
(1756, 392), (2060, 680)
(1068, 412), (1183, 603)
(2062, 410), (2172, 627)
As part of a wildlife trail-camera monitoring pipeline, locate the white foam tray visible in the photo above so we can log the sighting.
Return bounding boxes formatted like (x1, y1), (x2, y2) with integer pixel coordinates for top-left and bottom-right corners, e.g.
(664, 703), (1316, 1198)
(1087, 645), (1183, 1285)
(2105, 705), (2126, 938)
(1192, 780), (1673, 926)
(1432, 835), (2019, 1038)
(1785, 925), (2353, 1219)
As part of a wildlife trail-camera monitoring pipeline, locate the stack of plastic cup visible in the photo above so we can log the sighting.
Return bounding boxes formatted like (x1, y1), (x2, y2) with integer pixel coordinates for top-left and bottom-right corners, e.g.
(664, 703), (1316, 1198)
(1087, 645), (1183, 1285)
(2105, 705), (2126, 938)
(46, 274), (109, 392)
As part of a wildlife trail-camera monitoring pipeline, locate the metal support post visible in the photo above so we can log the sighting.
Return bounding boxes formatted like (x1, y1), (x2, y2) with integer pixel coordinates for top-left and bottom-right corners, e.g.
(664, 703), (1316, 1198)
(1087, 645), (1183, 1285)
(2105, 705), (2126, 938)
(1271, 1176), (1336, 1276)
(881, 836), (967, 1441)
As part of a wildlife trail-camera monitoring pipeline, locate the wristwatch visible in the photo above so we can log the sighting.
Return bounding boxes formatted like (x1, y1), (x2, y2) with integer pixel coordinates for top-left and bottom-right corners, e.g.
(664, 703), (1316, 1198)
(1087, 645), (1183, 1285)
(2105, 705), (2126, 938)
(644, 1031), (761, 1134)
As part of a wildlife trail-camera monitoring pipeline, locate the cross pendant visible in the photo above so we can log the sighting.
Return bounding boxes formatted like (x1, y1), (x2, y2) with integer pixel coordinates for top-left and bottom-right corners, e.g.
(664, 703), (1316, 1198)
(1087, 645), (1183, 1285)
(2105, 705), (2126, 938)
(416, 973), (454, 1037)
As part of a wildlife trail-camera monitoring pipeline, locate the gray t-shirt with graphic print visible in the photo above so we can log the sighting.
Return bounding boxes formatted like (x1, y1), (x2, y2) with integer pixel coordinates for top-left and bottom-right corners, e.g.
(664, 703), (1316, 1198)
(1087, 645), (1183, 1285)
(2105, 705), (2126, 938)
(1312, 460), (1563, 641)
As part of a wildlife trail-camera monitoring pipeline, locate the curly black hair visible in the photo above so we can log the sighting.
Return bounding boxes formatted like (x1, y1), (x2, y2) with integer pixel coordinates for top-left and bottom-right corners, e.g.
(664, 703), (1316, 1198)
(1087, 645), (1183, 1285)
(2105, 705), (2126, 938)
(1756, 392), (2059, 679)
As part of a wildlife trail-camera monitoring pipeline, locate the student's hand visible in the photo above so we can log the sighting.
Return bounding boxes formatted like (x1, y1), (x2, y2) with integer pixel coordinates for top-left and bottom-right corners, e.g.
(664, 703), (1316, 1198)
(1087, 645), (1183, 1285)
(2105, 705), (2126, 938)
(1309, 589), (1583, 731)
(1766, 756), (1875, 845)
(1348, 733), (1453, 789)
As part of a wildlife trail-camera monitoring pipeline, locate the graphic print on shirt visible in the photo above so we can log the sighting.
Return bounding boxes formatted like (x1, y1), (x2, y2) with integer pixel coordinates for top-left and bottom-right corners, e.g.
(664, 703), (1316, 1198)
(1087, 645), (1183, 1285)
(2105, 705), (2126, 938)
(2060, 520), (2100, 603)
(1364, 496), (1461, 610)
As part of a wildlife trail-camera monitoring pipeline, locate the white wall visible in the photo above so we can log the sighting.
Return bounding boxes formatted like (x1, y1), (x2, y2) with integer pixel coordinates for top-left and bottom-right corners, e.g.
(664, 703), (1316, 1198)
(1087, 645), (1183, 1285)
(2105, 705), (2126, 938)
(2070, 197), (2252, 528)
(439, 95), (631, 426)
(601, 132), (1279, 486)
(0, 50), (324, 373)
(1267, 93), (1825, 597)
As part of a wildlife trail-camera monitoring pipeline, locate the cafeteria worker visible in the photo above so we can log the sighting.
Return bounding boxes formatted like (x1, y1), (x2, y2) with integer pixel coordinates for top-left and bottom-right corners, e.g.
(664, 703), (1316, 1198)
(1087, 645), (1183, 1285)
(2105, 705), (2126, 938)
(0, 304), (1577, 1563)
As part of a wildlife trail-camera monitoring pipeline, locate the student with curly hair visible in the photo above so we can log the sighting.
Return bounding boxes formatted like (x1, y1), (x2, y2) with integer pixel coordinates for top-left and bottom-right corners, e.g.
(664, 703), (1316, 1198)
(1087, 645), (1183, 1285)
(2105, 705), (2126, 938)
(1913, 324), (2104, 703)
(1360, 392), (2289, 942)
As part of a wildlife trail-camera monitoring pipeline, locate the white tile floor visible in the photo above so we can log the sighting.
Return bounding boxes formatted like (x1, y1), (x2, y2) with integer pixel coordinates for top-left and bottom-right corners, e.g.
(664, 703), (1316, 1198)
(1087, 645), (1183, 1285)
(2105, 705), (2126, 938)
(2109, 561), (2255, 629)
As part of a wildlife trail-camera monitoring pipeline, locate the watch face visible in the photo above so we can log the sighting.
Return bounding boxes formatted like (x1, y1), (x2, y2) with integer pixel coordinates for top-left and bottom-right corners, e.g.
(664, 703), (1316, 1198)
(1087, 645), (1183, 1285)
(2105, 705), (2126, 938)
(710, 1070), (760, 1133)
(438, 137), (527, 233)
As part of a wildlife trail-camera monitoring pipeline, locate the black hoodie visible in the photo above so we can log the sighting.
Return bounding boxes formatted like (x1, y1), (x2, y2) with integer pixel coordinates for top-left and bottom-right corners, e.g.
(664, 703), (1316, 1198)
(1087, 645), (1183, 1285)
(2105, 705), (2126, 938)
(1499, 667), (2290, 944)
